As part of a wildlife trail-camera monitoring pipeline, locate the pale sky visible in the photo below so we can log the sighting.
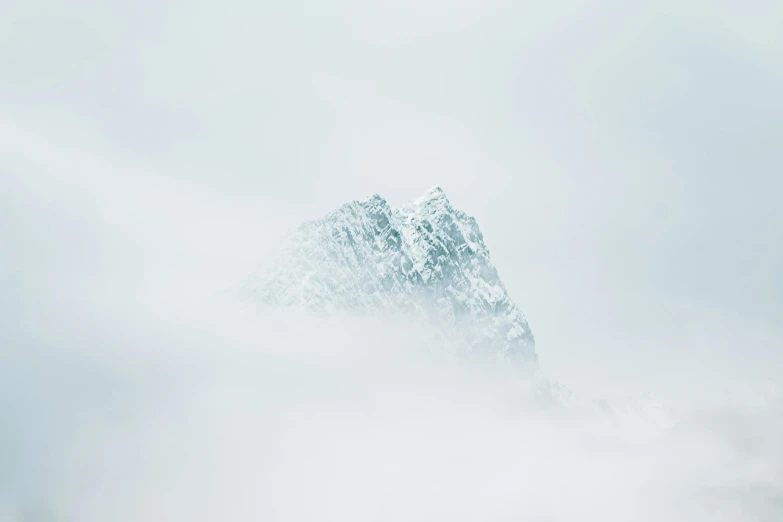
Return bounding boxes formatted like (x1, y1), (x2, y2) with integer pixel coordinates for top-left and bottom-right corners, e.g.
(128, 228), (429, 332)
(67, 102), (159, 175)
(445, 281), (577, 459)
(2, 0), (782, 398)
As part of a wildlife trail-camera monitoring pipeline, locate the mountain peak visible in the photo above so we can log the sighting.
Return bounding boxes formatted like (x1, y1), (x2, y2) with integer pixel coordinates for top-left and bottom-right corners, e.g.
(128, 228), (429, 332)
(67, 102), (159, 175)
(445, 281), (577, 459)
(238, 187), (537, 371)
(358, 192), (387, 205)
(414, 185), (450, 206)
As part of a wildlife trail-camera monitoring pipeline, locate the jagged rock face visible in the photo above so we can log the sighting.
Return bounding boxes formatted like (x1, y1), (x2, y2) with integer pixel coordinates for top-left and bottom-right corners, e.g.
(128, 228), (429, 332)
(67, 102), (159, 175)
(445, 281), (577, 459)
(238, 186), (537, 369)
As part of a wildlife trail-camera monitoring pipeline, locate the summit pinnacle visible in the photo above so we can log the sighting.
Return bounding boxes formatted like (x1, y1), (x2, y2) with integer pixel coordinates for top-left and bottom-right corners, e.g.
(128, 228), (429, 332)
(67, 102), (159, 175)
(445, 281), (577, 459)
(237, 187), (537, 369)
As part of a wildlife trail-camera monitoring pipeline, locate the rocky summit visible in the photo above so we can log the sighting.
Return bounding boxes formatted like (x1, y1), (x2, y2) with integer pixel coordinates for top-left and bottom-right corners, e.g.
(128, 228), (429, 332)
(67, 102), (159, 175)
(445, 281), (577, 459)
(236, 186), (537, 371)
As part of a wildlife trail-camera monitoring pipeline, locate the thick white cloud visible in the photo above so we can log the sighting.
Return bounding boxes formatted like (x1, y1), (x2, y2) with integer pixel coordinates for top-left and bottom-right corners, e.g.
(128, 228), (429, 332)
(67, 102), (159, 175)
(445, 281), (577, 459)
(1, 287), (781, 521)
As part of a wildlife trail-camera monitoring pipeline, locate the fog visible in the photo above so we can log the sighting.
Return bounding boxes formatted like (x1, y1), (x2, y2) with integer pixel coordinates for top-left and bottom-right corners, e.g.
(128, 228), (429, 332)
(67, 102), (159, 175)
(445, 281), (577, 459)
(1, 175), (782, 519)
(3, 0), (783, 519)
(2, 283), (782, 521)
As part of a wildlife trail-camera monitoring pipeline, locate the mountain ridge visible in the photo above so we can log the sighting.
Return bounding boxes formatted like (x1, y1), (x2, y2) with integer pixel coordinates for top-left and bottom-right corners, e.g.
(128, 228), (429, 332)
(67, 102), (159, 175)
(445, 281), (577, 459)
(236, 186), (538, 371)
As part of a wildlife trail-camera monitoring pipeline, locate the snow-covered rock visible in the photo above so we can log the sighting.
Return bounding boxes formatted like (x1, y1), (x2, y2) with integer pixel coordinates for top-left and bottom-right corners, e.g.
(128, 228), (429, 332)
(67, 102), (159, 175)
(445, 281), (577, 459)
(234, 186), (537, 372)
